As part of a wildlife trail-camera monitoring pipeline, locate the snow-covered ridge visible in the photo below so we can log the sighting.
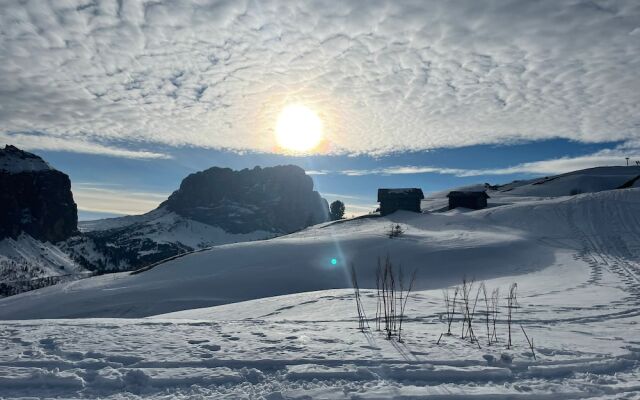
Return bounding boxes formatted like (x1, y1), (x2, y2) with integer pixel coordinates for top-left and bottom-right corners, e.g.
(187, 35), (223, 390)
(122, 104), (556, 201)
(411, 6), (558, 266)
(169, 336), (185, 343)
(0, 145), (52, 173)
(422, 165), (640, 212)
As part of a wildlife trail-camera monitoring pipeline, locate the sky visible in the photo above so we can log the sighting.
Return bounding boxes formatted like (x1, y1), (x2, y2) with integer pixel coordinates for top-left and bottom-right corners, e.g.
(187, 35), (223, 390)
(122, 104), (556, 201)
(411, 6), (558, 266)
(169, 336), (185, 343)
(1, 0), (639, 219)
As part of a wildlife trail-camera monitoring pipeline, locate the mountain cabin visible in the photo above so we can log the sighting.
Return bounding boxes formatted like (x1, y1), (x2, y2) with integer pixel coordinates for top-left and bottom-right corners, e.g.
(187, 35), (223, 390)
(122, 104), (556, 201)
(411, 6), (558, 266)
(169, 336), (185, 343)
(447, 191), (489, 210)
(377, 188), (424, 216)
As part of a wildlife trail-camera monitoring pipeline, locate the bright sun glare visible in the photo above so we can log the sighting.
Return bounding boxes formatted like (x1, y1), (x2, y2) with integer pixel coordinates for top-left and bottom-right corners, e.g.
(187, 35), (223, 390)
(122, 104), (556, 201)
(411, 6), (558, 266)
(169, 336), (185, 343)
(275, 104), (323, 152)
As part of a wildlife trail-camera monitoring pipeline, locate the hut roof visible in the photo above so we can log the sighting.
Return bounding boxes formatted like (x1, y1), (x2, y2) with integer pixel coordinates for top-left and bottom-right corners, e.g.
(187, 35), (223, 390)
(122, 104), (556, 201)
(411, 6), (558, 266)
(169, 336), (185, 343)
(446, 190), (490, 199)
(377, 188), (424, 202)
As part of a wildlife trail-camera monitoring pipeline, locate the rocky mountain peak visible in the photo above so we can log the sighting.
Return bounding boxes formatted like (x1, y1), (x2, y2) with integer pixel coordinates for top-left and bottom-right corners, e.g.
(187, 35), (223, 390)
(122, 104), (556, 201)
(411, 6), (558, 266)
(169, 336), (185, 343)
(162, 164), (329, 234)
(0, 145), (77, 242)
(0, 145), (52, 174)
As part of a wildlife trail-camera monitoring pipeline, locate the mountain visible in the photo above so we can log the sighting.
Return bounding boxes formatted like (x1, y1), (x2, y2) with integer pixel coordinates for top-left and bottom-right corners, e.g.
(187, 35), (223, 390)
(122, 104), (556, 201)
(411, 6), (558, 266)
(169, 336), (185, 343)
(0, 145), (77, 242)
(61, 165), (329, 273)
(163, 165), (329, 234)
(0, 145), (86, 296)
(0, 146), (329, 295)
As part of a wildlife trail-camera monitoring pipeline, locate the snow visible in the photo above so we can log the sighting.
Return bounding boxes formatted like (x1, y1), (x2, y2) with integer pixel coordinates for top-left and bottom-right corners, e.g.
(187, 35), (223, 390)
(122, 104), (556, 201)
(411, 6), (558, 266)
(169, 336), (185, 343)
(1, 168), (640, 398)
(78, 206), (273, 253)
(422, 166), (640, 212)
(1, 187), (639, 320)
(0, 234), (88, 296)
(65, 207), (276, 272)
(1, 251), (639, 398)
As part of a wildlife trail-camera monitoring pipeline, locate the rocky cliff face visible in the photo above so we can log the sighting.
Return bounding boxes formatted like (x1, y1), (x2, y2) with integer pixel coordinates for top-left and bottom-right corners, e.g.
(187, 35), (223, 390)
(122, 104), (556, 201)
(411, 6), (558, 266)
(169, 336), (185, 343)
(0, 145), (78, 242)
(162, 165), (329, 234)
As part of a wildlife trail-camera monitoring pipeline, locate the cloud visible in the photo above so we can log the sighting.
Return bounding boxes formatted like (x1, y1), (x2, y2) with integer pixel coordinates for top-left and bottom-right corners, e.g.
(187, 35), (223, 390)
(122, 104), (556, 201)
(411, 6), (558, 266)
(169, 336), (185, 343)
(305, 170), (329, 176)
(460, 149), (640, 176)
(342, 203), (378, 217)
(317, 145), (640, 177)
(320, 192), (368, 201)
(0, 1), (639, 155)
(0, 132), (170, 159)
(72, 183), (169, 215)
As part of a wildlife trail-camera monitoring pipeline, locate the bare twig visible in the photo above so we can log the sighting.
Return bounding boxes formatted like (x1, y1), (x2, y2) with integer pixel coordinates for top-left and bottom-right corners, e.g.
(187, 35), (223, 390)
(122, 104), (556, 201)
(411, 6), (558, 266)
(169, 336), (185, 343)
(481, 283), (491, 345)
(398, 269), (417, 342)
(350, 263), (369, 331)
(375, 259), (382, 331)
(490, 288), (500, 344)
(507, 283), (518, 349)
(520, 325), (536, 360)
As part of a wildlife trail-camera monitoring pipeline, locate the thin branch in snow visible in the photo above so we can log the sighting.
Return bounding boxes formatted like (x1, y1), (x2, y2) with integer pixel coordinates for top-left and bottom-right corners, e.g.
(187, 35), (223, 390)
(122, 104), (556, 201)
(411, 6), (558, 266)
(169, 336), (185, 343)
(507, 283), (518, 349)
(520, 324), (536, 360)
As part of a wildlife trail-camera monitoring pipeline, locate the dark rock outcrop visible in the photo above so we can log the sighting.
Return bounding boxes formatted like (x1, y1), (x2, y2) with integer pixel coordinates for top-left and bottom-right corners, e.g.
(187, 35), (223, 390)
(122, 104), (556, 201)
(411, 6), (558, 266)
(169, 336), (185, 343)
(0, 145), (78, 242)
(162, 165), (329, 234)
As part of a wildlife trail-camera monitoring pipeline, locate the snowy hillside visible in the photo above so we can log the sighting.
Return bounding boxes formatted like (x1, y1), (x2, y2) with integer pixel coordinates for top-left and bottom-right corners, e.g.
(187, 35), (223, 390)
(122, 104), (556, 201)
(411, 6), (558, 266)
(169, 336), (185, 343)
(2, 187), (638, 319)
(0, 234), (88, 297)
(1, 245), (639, 398)
(62, 207), (274, 273)
(422, 165), (640, 212)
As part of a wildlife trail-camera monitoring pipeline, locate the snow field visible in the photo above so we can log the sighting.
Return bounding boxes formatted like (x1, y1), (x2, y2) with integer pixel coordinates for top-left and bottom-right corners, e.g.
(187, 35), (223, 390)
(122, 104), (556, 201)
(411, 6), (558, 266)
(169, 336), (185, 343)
(0, 177), (639, 397)
(1, 250), (639, 399)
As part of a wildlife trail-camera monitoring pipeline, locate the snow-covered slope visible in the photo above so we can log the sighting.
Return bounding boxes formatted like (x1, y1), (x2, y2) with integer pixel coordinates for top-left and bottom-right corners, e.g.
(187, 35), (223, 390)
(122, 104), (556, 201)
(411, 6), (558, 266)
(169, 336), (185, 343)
(494, 166), (640, 197)
(422, 165), (640, 212)
(62, 207), (274, 272)
(79, 207), (273, 248)
(2, 248), (639, 398)
(2, 188), (638, 319)
(0, 234), (88, 297)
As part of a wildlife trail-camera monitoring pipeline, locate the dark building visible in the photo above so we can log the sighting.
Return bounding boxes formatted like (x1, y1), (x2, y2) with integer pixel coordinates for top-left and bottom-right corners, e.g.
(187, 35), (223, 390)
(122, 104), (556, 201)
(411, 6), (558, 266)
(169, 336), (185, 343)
(447, 191), (489, 210)
(377, 188), (424, 216)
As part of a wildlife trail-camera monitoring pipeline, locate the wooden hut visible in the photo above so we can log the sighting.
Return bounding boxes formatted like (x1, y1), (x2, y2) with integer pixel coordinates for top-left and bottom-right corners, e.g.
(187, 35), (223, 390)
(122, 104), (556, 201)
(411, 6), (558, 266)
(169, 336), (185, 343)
(446, 191), (489, 210)
(377, 188), (424, 216)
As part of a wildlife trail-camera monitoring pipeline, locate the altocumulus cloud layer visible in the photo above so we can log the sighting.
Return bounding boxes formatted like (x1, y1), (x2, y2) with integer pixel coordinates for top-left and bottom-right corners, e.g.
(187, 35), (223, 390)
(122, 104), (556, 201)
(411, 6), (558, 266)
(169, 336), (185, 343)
(1, 0), (639, 156)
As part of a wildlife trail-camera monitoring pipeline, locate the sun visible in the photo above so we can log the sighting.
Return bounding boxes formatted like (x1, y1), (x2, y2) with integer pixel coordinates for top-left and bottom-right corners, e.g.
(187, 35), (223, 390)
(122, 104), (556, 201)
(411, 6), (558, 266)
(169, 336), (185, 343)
(275, 104), (323, 152)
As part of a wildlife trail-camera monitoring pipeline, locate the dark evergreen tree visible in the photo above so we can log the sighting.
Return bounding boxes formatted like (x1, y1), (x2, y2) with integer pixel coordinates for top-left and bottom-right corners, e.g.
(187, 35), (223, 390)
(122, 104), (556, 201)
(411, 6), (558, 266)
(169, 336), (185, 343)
(329, 200), (345, 221)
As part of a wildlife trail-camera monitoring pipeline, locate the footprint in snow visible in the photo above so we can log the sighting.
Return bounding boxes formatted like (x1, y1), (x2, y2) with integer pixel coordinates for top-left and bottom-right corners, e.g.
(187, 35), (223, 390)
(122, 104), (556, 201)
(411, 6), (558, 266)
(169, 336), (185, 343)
(39, 338), (57, 350)
(188, 339), (208, 344)
(202, 344), (221, 351)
